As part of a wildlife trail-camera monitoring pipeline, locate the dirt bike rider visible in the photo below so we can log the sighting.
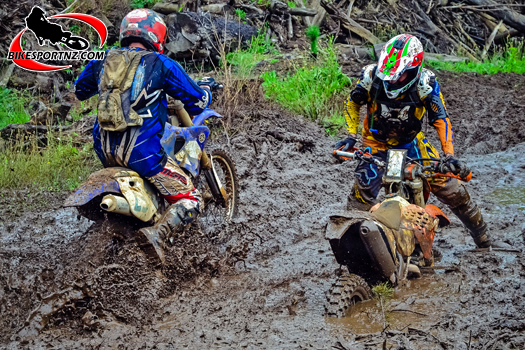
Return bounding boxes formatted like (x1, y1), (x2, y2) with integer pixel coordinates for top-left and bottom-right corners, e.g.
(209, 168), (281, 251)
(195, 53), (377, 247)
(338, 33), (509, 249)
(75, 9), (219, 260)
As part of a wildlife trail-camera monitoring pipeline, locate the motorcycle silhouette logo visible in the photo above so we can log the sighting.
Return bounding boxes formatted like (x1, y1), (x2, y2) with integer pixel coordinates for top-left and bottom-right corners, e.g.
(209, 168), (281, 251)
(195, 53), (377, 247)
(25, 6), (90, 50)
(7, 6), (107, 72)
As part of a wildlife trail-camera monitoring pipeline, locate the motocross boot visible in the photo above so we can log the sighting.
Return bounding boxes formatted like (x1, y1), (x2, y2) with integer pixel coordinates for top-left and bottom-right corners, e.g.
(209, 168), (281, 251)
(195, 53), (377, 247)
(434, 181), (511, 249)
(137, 199), (200, 263)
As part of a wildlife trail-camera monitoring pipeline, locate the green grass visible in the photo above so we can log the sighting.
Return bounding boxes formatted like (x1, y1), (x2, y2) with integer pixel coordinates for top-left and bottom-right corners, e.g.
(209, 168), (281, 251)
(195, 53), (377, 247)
(427, 45), (525, 74)
(261, 40), (353, 133)
(235, 8), (247, 20)
(0, 87), (31, 130)
(225, 33), (277, 77)
(0, 134), (100, 191)
(257, 0), (271, 6)
(305, 25), (320, 55)
(131, 0), (161, 9)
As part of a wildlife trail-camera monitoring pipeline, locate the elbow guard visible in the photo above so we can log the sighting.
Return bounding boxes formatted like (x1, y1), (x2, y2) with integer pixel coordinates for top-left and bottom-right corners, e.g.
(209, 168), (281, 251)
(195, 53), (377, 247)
(350, 86), (369, 105)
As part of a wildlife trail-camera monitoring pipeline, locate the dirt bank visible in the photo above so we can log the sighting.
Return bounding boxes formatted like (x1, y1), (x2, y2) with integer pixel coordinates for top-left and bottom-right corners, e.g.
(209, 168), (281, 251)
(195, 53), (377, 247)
(1, 71), (525, 349)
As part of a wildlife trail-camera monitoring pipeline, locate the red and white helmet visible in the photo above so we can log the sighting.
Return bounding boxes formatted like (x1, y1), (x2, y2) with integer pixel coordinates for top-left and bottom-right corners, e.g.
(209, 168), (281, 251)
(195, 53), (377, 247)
(119, 9), (167, 53)
(376, 34), (424, 99)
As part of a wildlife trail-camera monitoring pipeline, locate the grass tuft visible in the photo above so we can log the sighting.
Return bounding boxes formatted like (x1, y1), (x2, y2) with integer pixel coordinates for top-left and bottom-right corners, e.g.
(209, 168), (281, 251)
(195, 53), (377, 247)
(305, 25), (320, 55)
(235, 8), (247, 20)
(261, 40), (353, 134)
(372, 282), (394, 301)
(0, 133), (100, 191)
(0, 87), (31, 130)
(225, 33), (277, 78)
(428, 44), (525, 74)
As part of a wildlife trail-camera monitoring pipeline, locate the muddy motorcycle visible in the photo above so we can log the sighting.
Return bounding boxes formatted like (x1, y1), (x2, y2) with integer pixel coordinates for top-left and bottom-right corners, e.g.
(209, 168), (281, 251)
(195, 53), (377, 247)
(325, 147), (471, 317)
(64, 104), (239, 252)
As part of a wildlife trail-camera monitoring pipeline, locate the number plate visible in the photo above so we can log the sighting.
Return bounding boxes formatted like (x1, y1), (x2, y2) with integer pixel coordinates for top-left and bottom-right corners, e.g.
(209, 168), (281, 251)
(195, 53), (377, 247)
(384, 149), (407, 182)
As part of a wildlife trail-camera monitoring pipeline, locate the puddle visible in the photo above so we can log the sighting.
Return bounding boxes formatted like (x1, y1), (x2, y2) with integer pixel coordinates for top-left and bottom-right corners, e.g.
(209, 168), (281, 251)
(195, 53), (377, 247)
(488, 186), (525, 211)
(326, 276), (462, 334)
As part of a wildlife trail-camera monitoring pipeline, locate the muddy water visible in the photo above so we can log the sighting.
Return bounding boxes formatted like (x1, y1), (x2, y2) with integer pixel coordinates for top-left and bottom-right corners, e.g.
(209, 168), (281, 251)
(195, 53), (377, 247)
(327, 276), (462, 335)
(1, 72), (525, 349)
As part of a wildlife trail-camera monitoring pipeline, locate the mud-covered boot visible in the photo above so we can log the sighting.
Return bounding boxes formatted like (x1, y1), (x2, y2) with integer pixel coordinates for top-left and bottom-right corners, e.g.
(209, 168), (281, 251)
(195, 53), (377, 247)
(435, 181), (510, 249)
(137, 201), (200, 263)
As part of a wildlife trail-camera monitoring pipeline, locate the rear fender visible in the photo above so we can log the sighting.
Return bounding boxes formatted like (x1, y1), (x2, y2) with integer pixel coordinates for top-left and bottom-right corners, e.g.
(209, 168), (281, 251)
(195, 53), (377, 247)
(424, 204), (451, 228)
(192, 108), (223, 126)
(64, 167), (160, 223)
(64, 168), (123, 207)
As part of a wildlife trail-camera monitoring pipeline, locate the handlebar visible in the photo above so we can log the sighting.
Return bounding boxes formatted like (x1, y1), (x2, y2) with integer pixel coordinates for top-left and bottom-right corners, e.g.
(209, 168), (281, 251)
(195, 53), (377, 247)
(333, 147), (472, 182)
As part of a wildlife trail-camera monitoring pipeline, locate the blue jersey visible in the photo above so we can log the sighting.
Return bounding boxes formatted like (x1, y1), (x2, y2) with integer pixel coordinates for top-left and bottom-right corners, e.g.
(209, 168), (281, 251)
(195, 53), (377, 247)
(75, 47), (211, 177)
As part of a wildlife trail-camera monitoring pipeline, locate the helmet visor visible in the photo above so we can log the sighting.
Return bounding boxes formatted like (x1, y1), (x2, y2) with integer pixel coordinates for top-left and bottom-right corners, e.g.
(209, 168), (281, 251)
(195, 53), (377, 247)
(383, 67), (419, 94)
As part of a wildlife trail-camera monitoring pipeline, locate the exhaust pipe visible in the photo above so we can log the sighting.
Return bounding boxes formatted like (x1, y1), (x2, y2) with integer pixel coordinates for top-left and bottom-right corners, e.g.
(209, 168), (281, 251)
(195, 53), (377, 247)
(100, 195), (132, 216)
(359, 221), (397, 280)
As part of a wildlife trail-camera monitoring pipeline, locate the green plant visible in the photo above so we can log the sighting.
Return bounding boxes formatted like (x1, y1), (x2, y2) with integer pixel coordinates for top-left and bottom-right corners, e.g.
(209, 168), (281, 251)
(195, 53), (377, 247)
(372, 281), (394, 327)
(372, 282), (394, 301)
(323, 114), (346, 137)
(131, 0), (161, 9)
(235, 8), (247, 20)
(70, 24), (81, 35)
(225, 32), (277, 77)
(287, 1), (296, 7)
(427, 43), (525, 74)
(0, 132), (100, 191)
(305, 25), (320, 56)
(0, 87), (31, 130)
(261, 40), (353, 126)
(257, 0), (271, 6)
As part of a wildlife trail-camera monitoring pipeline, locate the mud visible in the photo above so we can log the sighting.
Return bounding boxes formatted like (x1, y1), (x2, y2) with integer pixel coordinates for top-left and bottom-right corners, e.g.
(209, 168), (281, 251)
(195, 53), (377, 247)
(1, 70), (525, 349)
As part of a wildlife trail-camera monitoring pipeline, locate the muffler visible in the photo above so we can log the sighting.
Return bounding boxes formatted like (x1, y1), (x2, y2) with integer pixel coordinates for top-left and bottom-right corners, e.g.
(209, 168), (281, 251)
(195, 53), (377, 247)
(100, 194), (132, 216)
(359, 221), (397, 280)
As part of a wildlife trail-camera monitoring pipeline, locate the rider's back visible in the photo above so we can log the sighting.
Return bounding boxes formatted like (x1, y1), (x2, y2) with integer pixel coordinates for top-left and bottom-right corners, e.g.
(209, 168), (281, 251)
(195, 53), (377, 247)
(75, 47), (210, 177)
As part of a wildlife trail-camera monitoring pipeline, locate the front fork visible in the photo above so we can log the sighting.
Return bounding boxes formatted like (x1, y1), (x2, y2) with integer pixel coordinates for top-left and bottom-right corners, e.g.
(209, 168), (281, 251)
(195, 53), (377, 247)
(384, 177), (425, 208)
(172, 101), (228, 205)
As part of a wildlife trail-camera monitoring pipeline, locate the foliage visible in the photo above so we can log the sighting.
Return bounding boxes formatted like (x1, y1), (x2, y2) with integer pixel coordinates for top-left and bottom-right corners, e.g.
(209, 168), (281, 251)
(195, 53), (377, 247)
(261, 40), (353, 128)
(131, 0), (161, 9)
(70, 24), (81, 35)
(257, 0), (271, 7)
(287, 1), (296, 7)
(305, 25), (320, 55)
(427, 44), (525, 74)
(372, 282), (394, 302)
(235, 8), (247, 20)
(0, 133), (100, 191)
(225, 33), (277, 77)
(0, 87), (31, 130)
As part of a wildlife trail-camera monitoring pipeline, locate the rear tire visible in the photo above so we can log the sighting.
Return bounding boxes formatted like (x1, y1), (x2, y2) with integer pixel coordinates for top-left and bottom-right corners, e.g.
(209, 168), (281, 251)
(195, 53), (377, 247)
(325, 272), (372, 317)
(197, 149), (239, 235)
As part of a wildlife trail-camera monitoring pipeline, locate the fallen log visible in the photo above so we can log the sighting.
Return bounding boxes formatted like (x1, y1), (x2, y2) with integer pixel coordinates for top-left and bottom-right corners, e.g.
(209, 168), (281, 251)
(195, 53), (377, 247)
(494, 29), (521, 42)
(151, 3), (182, 15)
(481, 19), (503, 60)
(424, 52), (469, 62)
(270, 0), (317, 16)
(164, 12), (258, 62)
(320, 0), (381, 44)
(465, 0), (525, 32)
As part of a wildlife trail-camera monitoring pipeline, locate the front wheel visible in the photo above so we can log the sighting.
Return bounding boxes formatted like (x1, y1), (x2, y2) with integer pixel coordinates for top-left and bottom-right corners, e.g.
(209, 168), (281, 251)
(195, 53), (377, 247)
(197, 149), (239, 234)
(325, 272), (372, 317)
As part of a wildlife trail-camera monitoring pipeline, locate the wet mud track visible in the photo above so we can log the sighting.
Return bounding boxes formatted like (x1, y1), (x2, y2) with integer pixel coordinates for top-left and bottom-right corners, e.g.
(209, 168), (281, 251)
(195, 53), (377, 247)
(1, 71), (525, 349)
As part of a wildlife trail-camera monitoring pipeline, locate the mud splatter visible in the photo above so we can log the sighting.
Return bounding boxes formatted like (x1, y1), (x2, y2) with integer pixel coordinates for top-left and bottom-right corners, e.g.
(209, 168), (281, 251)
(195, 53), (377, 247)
(1, 72), (525, 349)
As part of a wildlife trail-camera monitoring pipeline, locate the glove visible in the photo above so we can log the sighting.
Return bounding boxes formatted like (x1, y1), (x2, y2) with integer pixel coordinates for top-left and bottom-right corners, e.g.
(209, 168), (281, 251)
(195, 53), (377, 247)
(335, 136), (357, 152)
(197, 77), (221, 91)
(442, 155), (471, 179)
